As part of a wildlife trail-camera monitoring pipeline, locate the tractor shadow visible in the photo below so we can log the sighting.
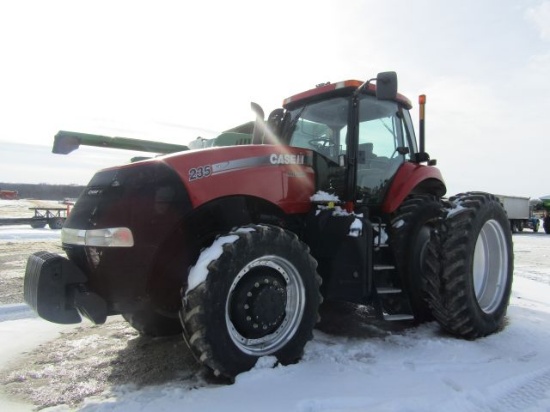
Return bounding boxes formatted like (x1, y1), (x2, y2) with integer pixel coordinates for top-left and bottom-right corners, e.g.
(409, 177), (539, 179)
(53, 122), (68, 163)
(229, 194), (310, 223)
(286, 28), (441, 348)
(105, 330), (204, 388)
(1, 318), (210, 410)
(316, 300), (414, 339)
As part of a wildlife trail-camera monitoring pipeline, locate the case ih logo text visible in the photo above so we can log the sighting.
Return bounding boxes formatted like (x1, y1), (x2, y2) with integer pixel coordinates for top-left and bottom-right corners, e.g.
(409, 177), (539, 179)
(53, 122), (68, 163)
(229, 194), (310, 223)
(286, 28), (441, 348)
(270, 153), (305, 165)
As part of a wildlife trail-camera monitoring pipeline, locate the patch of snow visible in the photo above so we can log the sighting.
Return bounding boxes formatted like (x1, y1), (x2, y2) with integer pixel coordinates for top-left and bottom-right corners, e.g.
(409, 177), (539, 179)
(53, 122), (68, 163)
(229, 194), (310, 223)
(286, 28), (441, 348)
(348, 218), (363, 237)
(0, 227), (61, 241)
(186, 234), (239, 293)
(234, 227), (256, 234)
(446, 203), (467, 218)
(392, 219), (405, 229)
(310, 191), (340, 202)
(374, 227), (389, 245)
(0, 199), (17, 204)
(332, 207), (362, 218)
(0, 304), (35, 322)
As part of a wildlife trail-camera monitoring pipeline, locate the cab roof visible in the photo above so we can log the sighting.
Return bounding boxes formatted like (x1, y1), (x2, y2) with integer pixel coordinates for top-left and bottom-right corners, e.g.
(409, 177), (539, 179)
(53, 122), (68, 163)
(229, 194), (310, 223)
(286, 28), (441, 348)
(282, 80), (412, 110)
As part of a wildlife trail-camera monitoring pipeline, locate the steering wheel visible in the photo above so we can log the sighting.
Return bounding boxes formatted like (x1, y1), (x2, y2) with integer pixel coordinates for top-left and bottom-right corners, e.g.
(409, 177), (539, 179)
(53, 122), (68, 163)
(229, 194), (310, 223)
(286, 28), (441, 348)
(309, 138), (335, 149)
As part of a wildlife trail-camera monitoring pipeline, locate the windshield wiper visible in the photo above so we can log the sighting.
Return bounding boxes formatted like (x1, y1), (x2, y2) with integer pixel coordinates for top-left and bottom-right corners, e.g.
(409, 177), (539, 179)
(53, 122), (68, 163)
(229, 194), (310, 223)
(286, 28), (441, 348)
(283, 105), (308, 138)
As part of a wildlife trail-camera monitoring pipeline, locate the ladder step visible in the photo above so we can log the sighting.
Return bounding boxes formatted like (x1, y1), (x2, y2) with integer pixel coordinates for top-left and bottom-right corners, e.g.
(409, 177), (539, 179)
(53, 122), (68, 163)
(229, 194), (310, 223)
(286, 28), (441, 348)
(377, 287), (402, 294)
(373, 264), (395, 271)
(384, 314), (414, 321)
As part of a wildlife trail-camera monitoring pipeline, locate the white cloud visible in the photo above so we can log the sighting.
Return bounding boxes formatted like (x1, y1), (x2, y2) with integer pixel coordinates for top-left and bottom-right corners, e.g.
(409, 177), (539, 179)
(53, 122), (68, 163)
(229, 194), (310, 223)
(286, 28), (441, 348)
(525, 1), (550, 41)
(529, 52), (550, 73)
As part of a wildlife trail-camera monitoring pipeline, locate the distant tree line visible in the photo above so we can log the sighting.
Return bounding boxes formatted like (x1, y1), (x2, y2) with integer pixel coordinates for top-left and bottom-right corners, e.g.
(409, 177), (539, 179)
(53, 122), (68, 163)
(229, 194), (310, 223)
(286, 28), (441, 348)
(0, 183), (86, 200)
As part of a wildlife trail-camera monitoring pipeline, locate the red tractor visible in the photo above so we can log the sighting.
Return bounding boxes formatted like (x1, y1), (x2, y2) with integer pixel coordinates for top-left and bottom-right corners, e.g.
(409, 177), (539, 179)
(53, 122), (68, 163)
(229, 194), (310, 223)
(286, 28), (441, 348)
(25, 72), (513, 379)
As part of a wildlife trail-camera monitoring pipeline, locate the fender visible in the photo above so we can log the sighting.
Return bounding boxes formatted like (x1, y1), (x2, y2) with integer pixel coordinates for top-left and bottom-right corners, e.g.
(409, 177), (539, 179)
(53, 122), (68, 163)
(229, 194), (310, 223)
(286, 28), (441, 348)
(381, 162), (446, 214)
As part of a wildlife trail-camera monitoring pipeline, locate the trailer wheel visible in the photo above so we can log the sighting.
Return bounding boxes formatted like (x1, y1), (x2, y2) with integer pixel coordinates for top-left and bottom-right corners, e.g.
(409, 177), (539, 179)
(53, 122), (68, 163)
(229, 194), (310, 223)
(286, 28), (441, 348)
(30, 221), (47, 229)
(390, 194), (443, 322)
(544, 216), (550, 234)
(181, 224), (321, 379)
(517, 221), (524, 232)
(48, 217), (64, 230)
(122, 307), (182, 337)
(424, 192), (513, 339)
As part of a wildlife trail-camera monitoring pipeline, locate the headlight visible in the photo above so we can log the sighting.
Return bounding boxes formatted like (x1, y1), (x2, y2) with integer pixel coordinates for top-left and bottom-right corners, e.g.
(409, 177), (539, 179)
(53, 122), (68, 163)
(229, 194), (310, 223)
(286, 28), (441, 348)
(62, 227), (134, 248)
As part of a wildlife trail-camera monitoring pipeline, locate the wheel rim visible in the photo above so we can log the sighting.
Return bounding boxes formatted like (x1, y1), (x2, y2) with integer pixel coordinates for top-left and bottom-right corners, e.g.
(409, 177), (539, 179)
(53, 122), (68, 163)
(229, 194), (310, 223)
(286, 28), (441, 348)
(225, 255), (305, 356)
(472, 219), (509, 314)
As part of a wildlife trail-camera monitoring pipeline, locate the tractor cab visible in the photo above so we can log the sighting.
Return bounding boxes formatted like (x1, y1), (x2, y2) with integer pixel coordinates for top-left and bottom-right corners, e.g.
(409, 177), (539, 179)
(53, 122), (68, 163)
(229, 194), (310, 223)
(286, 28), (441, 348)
(260, 73), (426, 207)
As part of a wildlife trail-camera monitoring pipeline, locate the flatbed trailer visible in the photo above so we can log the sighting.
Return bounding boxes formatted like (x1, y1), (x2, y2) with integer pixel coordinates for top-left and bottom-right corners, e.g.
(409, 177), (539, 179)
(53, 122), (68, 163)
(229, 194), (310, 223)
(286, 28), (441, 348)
(0, 206), (69, 229)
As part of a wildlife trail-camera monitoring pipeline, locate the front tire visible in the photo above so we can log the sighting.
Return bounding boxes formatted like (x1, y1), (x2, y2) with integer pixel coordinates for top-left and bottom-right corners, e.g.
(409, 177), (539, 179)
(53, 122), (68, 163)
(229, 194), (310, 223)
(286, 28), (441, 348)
(424, 192), (513, 339)
(181, 224), (321, 379)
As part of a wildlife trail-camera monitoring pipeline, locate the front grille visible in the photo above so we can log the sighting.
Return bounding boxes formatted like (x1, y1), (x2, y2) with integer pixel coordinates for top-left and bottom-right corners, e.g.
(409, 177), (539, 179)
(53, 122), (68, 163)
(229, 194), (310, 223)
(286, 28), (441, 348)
(65, 161), (192, 246)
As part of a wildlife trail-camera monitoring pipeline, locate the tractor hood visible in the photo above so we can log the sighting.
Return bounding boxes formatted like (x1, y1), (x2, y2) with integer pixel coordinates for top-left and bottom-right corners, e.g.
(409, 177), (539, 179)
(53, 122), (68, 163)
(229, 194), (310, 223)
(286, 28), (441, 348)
(64, 160), (192, 248)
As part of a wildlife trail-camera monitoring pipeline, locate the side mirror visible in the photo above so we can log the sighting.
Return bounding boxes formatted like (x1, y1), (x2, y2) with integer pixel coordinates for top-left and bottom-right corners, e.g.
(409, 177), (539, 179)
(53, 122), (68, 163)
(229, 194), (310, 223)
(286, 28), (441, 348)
(267, 108), (284, 132)
(376, 71), (398, 100)
(265, 108), (285, 145)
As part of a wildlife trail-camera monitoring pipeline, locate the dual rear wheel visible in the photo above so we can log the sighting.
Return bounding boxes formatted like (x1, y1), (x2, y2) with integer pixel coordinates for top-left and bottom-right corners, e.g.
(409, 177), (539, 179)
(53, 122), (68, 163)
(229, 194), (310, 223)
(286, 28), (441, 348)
(423, 192), (514, 338)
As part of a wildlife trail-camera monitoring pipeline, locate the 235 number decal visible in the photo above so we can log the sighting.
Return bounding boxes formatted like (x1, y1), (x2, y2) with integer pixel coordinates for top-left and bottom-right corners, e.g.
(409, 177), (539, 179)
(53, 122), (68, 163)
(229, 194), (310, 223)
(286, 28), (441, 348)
(189, 165), (212, 181)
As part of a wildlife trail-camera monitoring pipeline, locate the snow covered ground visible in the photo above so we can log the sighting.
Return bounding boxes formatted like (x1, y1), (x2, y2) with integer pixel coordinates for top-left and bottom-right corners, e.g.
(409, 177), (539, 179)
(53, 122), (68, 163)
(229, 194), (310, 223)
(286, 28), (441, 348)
(1, 225), (550, 411)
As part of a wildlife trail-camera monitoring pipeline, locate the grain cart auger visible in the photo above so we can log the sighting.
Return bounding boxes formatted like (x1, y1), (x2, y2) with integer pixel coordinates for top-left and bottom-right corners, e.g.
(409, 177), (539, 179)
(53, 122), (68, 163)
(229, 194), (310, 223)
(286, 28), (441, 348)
(25, 72), (513, 379)
(52, 130), (190, 161)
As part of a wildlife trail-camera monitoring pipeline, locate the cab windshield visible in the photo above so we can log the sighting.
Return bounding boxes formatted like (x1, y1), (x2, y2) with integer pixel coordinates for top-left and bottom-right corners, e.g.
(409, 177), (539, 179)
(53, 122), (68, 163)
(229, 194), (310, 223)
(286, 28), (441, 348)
(284, 96), (348, 163)
(284, 93), (416, 203)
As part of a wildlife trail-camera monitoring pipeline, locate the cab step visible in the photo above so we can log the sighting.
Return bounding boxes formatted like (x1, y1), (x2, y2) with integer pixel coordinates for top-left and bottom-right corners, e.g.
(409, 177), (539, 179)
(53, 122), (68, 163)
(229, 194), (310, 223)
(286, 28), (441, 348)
(377, 287), (402, 294)
(383, 314), (414, 321)
(373, 264), (396, 271)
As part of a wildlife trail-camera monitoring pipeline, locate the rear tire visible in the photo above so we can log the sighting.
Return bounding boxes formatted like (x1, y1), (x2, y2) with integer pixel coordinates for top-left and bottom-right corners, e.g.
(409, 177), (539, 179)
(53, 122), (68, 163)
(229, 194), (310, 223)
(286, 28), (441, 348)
(544, 216), (550, 234)
(424, 192), (513, 339)
(180, 224), (321, 379)
(390, 194), (443, 322)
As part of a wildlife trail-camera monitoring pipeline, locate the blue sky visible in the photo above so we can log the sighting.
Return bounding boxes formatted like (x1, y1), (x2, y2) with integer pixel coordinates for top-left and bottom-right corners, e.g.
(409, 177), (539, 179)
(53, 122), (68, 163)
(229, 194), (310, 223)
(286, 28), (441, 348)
(0, 0), (549, 198)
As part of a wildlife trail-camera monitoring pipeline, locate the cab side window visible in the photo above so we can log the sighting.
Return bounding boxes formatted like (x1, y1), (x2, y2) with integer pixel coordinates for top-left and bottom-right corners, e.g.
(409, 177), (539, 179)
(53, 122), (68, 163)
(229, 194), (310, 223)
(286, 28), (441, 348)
(356, 98), (409, 203)
(357, 102), (406, 162)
